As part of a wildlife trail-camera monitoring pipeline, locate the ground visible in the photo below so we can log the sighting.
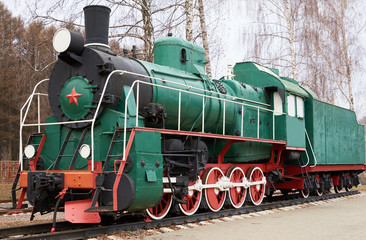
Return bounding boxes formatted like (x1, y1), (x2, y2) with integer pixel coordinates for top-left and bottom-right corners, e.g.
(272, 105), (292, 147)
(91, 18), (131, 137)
(0, 183), (14, 201)
(143, 192), (366, 240)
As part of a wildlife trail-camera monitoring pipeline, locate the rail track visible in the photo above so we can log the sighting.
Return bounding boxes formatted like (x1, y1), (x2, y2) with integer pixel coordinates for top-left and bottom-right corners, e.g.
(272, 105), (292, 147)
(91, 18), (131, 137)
(0, 190), (360, 240)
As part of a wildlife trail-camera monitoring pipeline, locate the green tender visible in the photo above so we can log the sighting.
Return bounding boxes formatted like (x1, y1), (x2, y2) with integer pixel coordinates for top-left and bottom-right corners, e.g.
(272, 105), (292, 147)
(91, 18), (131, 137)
(305, 98), (365, 165)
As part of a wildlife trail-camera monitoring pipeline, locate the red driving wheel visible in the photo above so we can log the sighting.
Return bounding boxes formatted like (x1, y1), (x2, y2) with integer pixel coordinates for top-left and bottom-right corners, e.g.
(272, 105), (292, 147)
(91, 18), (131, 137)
(179, 178), (202, 215)
(247, 167), (265, 206)
(227, 167), (246, 208)
(146, 192), (172, 220)
(203, 167), (226, 212)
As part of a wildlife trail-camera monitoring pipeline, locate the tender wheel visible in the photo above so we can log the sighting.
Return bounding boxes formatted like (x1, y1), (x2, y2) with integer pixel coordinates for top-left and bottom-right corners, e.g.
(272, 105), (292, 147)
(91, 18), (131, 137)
(146, 192), (173, 220)
(178, 178), (202, 216)
(315, 187), (323, 196)
(300, 188), (310, 198)
(247, 167), (265, 206)
(203, 167), (226, 212)
(334, 185), (342, 193)
(226, 167), (246, 209)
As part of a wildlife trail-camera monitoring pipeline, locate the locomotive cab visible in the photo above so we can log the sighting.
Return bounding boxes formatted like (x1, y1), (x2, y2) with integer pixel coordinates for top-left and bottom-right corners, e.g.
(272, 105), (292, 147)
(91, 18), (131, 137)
(233, 62), (308, 157)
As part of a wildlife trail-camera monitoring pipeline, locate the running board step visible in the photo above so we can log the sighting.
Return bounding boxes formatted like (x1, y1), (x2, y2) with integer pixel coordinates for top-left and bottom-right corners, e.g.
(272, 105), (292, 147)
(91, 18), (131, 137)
(85, 206), (113, 212)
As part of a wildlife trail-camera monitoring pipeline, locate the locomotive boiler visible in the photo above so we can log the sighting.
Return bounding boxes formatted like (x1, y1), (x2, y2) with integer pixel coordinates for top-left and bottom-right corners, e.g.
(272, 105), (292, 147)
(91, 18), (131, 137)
(13, 4), (365, 228)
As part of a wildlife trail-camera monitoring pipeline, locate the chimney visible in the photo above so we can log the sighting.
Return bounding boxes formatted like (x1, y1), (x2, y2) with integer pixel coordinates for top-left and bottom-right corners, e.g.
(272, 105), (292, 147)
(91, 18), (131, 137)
(83, 5), (111, 46)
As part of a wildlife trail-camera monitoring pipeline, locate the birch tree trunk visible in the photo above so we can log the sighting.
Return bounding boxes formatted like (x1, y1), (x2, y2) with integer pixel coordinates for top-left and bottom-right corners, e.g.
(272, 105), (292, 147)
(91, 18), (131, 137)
(185, 0), (193, 42)
(197, 0), (211, 77)
(141, 0), (155, 62)
(285, 0), (298, 82)
(339, 0), (354, 110)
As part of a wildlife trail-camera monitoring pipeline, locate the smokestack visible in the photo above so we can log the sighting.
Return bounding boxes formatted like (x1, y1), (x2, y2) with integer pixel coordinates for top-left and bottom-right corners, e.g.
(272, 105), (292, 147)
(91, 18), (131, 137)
(83, 5), (111, 46)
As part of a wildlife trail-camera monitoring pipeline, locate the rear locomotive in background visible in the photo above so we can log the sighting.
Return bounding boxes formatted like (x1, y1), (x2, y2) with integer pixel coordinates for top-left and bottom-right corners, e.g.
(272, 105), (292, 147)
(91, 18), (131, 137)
(13, 5), (365, 225)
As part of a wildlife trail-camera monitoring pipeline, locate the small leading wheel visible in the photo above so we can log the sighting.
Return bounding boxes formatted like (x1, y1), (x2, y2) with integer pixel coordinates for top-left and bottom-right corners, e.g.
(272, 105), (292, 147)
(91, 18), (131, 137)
(300, 188), (310, 198)
(247, 167), (265, 206)
(146, 192), (173, 220)
(345, 185), (352, 192)
(226, 167), (246, 209)
(334, 185), (342, 193)
(203, 167), (226, 212)
(178, 178), (202, 216)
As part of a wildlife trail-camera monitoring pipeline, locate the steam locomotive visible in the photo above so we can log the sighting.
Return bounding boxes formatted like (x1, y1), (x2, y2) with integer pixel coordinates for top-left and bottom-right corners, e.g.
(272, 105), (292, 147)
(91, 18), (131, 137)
(13, 5), (365, 228)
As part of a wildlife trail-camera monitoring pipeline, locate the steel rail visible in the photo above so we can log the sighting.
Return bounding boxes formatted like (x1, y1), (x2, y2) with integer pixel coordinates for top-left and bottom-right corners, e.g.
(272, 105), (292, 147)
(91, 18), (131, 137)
(0, 190), (359, 240)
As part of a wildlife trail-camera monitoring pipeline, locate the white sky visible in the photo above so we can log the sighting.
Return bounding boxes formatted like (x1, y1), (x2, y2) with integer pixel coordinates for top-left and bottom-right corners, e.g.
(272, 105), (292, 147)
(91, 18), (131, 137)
(2, 0), (366, 118)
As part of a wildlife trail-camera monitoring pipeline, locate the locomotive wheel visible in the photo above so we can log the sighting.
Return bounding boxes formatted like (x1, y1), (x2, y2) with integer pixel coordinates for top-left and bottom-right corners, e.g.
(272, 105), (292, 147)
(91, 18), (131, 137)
(315, 187), (323, 196)
(178, 178), (202, 216)
(203, 167), (226, 212)
(247, 167), (265, 206)
(146, 192), (173, 220)
(300, 188), (310, 198)
(226, 167), (246, 208)
(334, 185), (342, 193)
(345, 185), (352, 192)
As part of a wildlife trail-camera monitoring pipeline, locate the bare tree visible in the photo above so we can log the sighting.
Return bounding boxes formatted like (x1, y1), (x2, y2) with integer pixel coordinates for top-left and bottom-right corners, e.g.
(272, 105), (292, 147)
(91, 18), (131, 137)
(246, 0), (304, 82)
(185, 0), (193, 41)
(197, 0), (211, 77)
(310, 0), (363, 110)
(245, 0), (363, 110)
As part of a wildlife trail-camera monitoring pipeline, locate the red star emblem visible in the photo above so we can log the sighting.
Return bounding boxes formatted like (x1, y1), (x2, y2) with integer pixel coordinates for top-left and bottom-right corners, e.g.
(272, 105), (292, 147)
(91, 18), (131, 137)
(66, 87), (82, 106)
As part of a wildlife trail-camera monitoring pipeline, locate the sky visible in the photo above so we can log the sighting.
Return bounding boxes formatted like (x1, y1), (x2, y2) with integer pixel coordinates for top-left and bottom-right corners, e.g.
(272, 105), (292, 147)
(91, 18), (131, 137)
(2, 0), (366, 119)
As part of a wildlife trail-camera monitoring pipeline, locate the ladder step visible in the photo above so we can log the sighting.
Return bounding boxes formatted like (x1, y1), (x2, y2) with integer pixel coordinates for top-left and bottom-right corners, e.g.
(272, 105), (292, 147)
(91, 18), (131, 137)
(101, 187), (113, 192)
(107, 155), (123, 158)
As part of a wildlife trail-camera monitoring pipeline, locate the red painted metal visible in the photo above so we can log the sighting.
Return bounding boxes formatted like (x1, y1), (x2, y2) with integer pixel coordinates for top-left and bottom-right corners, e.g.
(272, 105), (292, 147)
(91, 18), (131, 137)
(203, 167), (226, 211)
(88, 160), (102, 172)
(274, 179), (304, 189)
(227, 167), (246, 208)
(331, 175), (340, 186)
(113, 129), (136, 211)
(66, 87), (82, 106)
(133, 127), (286, 145)
(179, 179), (202, 215)
(247, 167), (265, 205)
(218, 140), (241, 164)
(30, 134), (47, 171)
(65, 199), (101, 223)
(285, 164), (366, 176)
(146, 193), (172, 219)
(16, 188), (27, 209)
(286, 147), (306, 151)
(7, 163), (18, 178)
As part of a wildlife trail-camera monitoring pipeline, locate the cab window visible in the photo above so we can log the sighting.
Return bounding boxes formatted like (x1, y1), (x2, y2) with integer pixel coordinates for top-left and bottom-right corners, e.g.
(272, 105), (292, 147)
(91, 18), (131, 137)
(287, 95), (296, 117)
(287, 94), (304, 118)
(296, 96), (304, 118)
(273, 92), (283, 116)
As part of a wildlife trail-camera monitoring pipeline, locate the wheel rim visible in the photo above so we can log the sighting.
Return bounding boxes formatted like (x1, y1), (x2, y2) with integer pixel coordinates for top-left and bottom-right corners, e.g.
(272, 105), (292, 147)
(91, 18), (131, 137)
(204, 167), (226, 212)
(334, 185), (341, 193)
(146, 192), (173, 220)
(247, 167), (265, 205)
(227, 167), (246, 208)
(300, 189), (309, 198)
(315, 187), (323, 196)
(179, 179), (202, 216)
